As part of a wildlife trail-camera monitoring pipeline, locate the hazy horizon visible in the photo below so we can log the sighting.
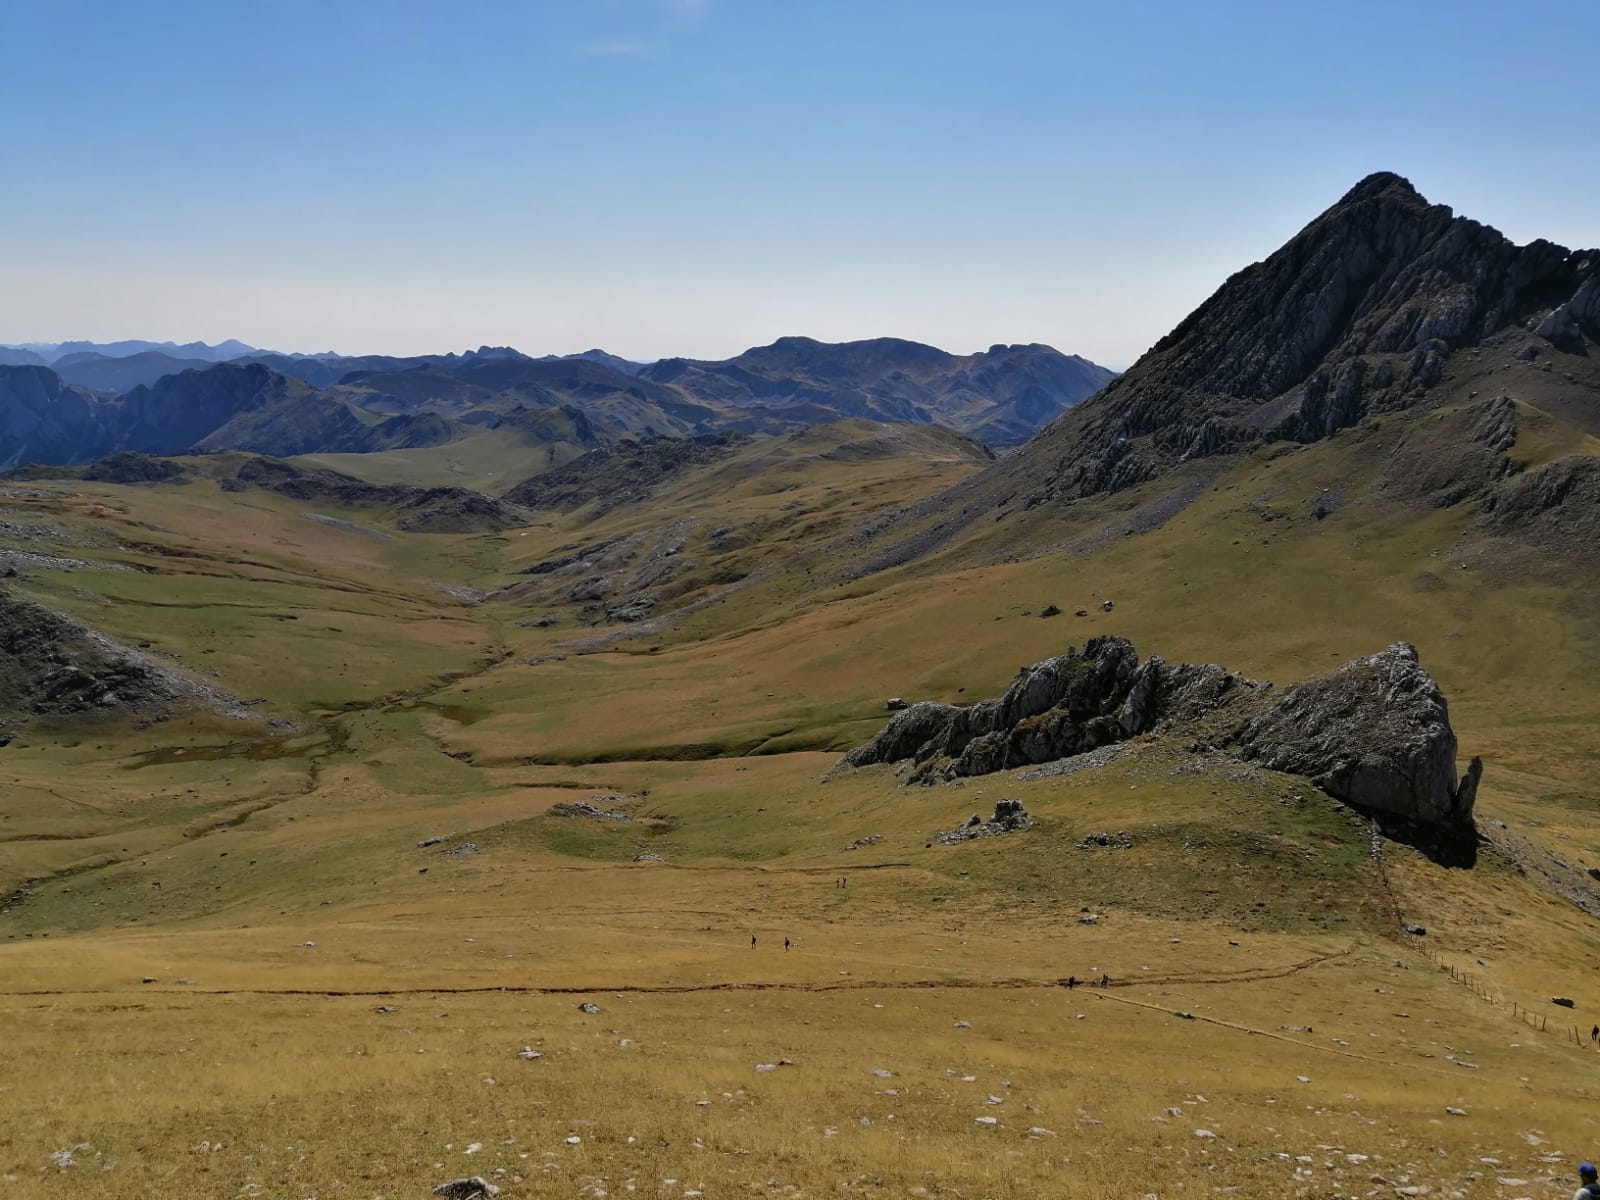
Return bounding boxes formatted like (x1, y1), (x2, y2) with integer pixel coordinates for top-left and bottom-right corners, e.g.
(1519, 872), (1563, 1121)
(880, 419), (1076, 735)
(4, 0), (1598, 367)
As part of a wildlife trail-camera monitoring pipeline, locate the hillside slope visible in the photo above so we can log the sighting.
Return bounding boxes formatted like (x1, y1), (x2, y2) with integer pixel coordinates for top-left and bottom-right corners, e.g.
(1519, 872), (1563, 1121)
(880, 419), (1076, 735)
(850, 173), (1600, 576)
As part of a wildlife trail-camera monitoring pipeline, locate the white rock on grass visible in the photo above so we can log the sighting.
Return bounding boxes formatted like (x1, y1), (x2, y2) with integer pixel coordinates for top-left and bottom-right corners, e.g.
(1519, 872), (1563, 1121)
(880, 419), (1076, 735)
(974, 1117), (999, 1127)
(517, 1047), (543, 1060)
(49, 1144), (93, 1170)
(1194, 1129), (1218, 1139)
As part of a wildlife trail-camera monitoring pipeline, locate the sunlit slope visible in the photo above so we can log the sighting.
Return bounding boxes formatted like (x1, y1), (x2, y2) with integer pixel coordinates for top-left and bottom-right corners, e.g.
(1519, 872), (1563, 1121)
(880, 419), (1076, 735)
(2, 409), (1599, 1198)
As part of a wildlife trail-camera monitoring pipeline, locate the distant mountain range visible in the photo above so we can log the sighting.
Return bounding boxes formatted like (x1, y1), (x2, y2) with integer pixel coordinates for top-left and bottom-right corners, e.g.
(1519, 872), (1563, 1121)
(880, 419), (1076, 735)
(0, 337), (1115, 468)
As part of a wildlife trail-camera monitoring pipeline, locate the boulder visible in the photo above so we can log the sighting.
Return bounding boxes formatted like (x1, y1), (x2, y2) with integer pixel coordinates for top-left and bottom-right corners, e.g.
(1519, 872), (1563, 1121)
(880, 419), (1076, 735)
(434, 1179), (500, 1199)
(1233, 644), (1474, 825)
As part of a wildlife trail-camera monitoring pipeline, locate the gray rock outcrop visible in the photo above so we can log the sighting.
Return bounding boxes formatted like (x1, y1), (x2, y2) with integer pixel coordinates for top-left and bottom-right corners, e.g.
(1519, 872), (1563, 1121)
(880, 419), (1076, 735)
(433, 1178), (499, 1199)
(843, 637), (1477, 827)
(843, 636), (1256, 785)
(1233, 643), (1475, 824)
(0, 587), (250, 728)
(936, 799), (1033, 844)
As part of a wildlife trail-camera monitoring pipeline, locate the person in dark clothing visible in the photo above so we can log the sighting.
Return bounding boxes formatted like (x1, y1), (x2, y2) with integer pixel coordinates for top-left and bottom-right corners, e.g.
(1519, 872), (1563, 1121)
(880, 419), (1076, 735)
(1100, 973), (1109, 988)
(1591, 1024), (1598, 1045)
(751, 935), (757, 948)
(784, 937), (791, 951)
(1066, 976), (1077, 989)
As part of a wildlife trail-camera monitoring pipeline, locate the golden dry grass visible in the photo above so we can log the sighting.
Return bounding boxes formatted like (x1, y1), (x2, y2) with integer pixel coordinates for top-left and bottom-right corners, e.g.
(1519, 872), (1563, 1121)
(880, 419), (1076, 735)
(4, 417), (1600, 1198)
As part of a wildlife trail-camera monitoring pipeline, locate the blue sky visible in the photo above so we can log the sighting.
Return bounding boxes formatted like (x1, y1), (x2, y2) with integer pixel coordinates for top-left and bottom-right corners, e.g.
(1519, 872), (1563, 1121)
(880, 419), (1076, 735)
(3, 0), (1597, 365)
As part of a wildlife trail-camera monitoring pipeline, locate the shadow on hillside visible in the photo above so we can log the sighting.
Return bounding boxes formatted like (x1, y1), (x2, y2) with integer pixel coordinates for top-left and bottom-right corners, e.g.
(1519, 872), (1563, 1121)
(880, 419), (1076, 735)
(1372, 811), (1480, 869)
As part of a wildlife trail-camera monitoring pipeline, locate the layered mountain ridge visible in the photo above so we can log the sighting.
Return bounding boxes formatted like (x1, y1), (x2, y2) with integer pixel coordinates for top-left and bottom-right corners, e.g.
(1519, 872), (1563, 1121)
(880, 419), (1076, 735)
(0, 338), (1114, 469)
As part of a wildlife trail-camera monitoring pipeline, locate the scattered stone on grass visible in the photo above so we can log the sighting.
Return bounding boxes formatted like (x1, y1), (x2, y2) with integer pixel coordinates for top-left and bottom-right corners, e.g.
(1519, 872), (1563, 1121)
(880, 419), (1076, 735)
(936, 799), (1032, 845)
(550, 800), (632, 822)
(434, 1177), (500, 1199)
(1076, 830), (1133, 850)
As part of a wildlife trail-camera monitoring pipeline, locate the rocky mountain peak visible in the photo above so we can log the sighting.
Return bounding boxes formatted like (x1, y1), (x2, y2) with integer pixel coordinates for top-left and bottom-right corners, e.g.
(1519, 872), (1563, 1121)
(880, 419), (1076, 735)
(996, 174), (1597, 505)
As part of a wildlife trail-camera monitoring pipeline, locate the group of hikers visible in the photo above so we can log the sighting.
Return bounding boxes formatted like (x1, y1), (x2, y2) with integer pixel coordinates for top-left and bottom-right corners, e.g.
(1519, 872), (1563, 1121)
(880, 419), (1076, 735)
(1064, 974), (1111, 989)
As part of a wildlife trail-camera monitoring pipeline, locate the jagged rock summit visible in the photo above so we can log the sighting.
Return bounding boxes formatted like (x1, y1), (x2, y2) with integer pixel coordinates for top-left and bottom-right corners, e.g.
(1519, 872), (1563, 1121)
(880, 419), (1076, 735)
(1017, 171), (1598, 504)
(843, 636), (1477, 827)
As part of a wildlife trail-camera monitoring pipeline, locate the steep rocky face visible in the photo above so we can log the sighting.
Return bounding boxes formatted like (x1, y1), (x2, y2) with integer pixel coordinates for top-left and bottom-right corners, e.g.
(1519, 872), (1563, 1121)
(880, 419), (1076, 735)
(120, 362), (306, 454)
(842, 636), (1476, 827)
(1012, 173), (1595, 505)
(1233, 643), (1473, 825)
(0, 366), (122, 468)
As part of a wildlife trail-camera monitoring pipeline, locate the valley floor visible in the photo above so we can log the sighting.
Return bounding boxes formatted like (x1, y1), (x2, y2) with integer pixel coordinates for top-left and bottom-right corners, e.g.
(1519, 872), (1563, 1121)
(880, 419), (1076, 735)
(3, 418), (1600, 1198)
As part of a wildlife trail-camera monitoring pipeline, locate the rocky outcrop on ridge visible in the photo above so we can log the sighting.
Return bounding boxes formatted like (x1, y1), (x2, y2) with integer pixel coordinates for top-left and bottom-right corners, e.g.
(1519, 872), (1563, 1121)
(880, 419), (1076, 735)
(842, 636), (1477, 827)
(1232, 643), (1475, 825)
(503, 434), (745, 515)
(0, 588), (250, 731)
(843, 636), (1253, 783)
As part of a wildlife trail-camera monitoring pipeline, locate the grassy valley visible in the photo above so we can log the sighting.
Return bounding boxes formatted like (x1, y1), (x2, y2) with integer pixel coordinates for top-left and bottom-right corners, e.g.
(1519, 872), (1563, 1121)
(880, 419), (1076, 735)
(3, 388), (1600, 1197)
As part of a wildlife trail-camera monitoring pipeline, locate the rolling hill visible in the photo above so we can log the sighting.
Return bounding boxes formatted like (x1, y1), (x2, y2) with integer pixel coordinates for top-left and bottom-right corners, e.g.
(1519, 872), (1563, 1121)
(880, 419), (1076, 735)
(2, 174), (1599, 1200)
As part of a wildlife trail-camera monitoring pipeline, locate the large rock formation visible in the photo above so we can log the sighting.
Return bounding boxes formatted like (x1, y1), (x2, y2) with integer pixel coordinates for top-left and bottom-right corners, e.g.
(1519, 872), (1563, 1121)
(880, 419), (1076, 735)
(842, 637), (1477, 827)
(843, 636), (1253, 782)
(1232, 643), (1474, 825)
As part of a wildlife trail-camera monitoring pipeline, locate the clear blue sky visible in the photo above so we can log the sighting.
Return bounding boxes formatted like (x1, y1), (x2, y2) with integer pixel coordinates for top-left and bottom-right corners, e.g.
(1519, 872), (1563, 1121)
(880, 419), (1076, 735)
(3, 0), (1596, 366)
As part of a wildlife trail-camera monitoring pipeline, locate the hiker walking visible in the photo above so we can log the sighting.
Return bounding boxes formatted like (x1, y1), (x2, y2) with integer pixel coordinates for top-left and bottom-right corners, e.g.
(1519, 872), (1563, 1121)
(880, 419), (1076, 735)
(784, 937), (791, 951)
(1100, 973), (1110, 989)
(1066, 975), (1077, 990)
(1573, 1161), (1600, 1200)
(1590, 1024), (1598, 1046)
(751, 935), (757, 948)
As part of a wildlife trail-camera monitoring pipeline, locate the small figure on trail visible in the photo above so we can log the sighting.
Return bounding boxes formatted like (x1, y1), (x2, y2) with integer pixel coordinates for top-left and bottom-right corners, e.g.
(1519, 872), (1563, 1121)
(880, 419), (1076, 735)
(1591, 1024), (1598, 1045)
(1101, 973), (1110, 989)
(837, 876), (847, 889)
(1066, 976), (1077, 990)
(1573, 1161), (1600, 1200)
(751, 935), (757, 948)
(784, 937), (791, 952)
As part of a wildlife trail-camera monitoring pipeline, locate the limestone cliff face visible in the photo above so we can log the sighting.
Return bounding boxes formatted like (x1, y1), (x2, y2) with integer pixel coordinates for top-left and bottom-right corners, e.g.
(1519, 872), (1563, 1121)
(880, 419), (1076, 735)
(842, 636), (1477, 827)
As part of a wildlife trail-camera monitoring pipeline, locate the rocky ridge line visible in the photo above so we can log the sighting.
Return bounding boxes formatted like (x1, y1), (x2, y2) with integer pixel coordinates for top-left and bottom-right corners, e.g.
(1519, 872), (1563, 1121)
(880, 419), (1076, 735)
(841, 636), (1478, 827)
